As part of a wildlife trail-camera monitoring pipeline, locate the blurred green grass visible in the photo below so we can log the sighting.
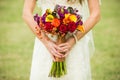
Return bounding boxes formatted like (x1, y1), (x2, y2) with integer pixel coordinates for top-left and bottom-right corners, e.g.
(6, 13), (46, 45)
(0, 0), (120, 80)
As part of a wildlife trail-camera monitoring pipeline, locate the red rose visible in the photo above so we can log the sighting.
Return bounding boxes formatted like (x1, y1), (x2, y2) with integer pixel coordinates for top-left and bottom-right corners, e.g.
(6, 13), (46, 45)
(44, 22), (53, 32)
(59, 24), (68, 33)
(68, 22), (77, 32)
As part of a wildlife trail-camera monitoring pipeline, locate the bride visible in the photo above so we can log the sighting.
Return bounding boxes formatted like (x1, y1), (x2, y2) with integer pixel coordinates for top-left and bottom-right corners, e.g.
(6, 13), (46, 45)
(22, 0), (100, 80)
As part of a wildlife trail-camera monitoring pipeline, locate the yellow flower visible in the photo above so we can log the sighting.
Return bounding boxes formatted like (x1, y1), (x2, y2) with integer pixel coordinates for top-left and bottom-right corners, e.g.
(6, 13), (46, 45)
(46, 9), (52, 14)
(45, 14), (54, 22)
(63, 14), (77, 24)
(69, 14), (77, 22)
(65, 14), (70, 19)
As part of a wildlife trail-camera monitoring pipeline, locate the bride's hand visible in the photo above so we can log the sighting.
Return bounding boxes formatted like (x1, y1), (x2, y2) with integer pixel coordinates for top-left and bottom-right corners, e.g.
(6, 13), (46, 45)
(58, 37), (75, 57)
(43, 39), (64, 61)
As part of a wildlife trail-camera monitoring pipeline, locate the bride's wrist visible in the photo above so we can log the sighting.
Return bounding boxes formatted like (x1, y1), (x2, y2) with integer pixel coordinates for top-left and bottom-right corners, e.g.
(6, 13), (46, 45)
(67, 36), (76, 46)
(42, 36), (50, 44)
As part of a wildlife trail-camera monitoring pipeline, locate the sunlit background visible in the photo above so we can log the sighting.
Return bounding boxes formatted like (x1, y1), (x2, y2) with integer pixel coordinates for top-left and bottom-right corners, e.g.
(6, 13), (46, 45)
(0, 0), (120, 80)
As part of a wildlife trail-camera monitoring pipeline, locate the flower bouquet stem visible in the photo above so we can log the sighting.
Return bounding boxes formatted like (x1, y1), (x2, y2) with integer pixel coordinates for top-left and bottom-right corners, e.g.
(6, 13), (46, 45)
(49, 61), (67, 78)
(49, 36), (67, 78)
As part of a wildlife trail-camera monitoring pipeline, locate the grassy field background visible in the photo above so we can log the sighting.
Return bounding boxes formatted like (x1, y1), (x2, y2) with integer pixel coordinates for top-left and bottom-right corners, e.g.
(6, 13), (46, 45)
(0, 0), (120, 80)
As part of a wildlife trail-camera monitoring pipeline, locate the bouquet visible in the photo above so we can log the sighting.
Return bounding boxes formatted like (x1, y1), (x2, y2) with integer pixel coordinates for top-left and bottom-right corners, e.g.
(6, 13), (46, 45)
(34, 4), (84, 78)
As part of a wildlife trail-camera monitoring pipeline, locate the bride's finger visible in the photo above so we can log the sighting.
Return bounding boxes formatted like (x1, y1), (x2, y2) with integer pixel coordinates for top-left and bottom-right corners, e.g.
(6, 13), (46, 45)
(63, 48), (69, 52)
(50, 50), (62, 58)
(50, 54), (56, 61)
(54, 44), (63, 51)
(63, 51), (69, 58)
(58, 43), (68, 47)
(59, 45), (71, 52)
(60, 45), (70, 49)
(51, 47), (64, 56)
(54, 45), (64, 53)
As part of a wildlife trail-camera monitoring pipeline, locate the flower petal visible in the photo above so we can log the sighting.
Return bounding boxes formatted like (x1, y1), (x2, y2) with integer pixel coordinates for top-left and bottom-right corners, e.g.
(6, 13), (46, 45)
(77, 25), (85, 32)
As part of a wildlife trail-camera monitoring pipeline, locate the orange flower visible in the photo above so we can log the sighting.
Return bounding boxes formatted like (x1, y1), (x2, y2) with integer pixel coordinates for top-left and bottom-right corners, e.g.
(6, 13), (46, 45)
(63, 14), (70, 24)
(63, 18), (70, 24)
(63, 14), (77, 24)
(51, 18), (60, 27)
(77, 25), (85, 32)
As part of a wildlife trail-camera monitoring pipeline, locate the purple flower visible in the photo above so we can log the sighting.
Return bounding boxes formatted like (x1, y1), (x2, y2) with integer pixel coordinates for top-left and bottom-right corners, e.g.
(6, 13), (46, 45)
(34, 14), (40, 25)
(76, 20), (83, 26)
(41, 13), (46, 24)
(79, 20), (83, 25)
(76, 14), (83, 25)
(54, 4), (68, 19)
(73, 8), (78, 14)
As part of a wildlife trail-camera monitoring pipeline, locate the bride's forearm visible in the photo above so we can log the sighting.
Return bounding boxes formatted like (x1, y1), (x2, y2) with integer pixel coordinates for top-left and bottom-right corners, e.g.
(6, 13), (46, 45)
(22, 13), (48, 43)
(74, 0), (101, 41)
(75, 13), (101, 41)
(22, 0), (49, 44)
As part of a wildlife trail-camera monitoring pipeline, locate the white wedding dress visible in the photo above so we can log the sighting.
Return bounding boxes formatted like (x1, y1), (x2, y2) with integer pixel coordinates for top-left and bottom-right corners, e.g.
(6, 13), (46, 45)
(30, 0), (100, 80)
